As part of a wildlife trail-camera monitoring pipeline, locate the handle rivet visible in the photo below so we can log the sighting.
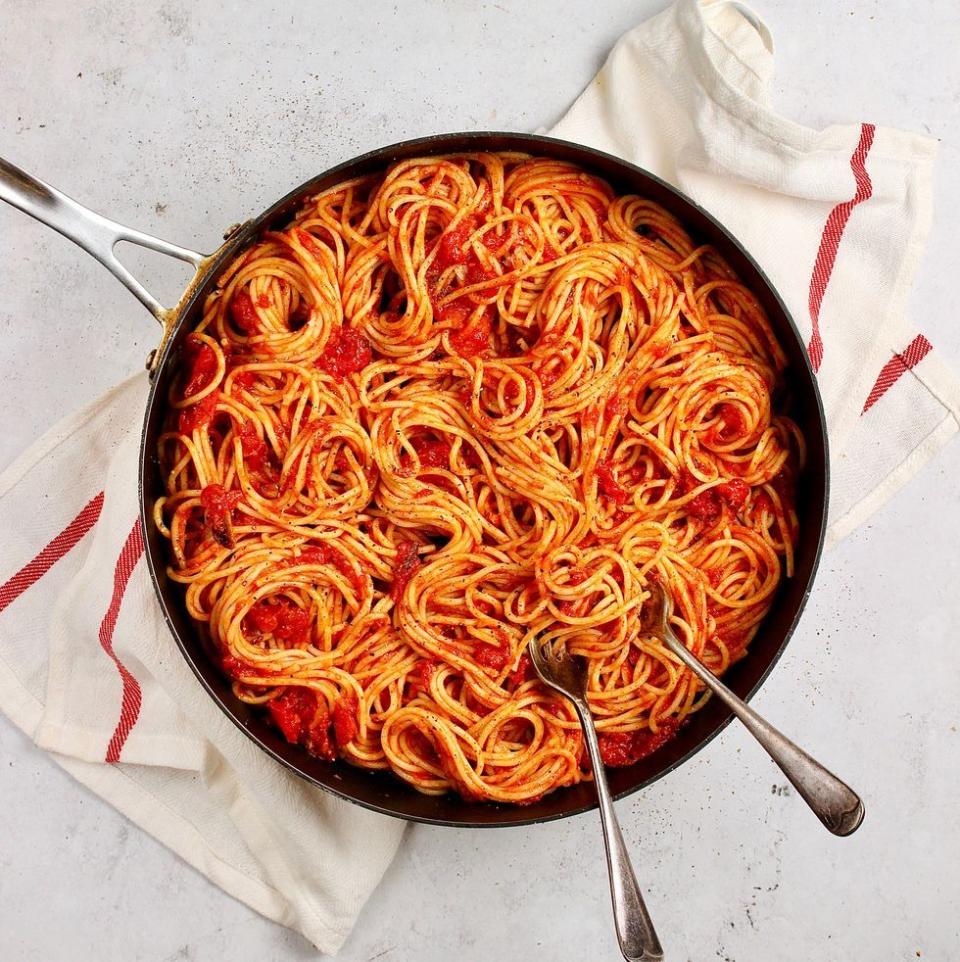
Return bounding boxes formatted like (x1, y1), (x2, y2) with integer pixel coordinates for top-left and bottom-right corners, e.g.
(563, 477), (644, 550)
(145, 349), (157, 370)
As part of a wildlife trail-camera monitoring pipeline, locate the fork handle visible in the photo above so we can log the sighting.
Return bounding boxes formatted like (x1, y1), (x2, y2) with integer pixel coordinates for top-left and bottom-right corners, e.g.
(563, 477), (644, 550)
(575, 698), (664, 962)
(660, 632), (864, 837)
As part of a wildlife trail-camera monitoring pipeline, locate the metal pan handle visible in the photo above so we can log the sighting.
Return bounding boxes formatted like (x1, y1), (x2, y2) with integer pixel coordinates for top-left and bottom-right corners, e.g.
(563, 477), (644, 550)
(0, 154), (207, 324)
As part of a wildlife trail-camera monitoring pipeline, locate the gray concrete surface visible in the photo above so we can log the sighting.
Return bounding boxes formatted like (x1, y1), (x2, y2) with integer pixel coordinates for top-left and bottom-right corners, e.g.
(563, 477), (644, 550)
(1, 1), (958, 960)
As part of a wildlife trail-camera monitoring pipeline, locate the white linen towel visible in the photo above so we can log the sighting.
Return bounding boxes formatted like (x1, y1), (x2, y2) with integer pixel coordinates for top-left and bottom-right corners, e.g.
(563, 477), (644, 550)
(1, 0), (957, 953)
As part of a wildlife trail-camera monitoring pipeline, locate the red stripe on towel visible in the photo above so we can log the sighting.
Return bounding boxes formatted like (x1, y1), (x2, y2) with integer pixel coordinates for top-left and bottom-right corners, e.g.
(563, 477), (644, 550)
(862, 334), (933, 414)
(100, 519), (145, 763)
(0, 492), (105, 614)
(806, 122), (876, 371)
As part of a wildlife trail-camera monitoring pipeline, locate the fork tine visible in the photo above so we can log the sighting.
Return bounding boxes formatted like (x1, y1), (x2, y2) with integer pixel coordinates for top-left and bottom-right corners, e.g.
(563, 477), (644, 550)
(529, 636), (557, 673)
(641, 581), (673, 634)
(526, 634), (589, 700)
(527, 636), (548, 670)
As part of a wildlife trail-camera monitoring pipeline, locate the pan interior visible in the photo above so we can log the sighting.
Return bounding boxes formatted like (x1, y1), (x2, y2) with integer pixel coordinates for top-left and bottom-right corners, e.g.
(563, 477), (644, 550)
(139, 133), (828, 828)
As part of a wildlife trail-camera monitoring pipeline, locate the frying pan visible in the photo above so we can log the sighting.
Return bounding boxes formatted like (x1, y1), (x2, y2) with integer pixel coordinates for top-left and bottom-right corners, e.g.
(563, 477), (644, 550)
(0, 132), (828, 827)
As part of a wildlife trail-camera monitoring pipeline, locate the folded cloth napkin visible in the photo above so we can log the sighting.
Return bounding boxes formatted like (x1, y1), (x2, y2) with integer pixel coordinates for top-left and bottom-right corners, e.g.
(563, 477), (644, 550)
(1, 0), (957, 953)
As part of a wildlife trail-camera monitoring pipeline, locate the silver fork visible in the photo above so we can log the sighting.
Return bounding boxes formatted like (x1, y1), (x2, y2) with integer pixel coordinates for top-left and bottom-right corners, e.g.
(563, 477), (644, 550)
(529, 638), (664, 962)
(645, 582), (864, 836)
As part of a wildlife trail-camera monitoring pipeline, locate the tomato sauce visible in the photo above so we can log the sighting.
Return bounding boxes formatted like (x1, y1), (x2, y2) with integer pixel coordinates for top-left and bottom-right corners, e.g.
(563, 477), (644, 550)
(464, 255), (498, 288)
(304, 712), (337, 761)
(705, 567), (724, 588)
(436, 300), (472, 327)
(294, 227), (327, 262)
(408, 729), (438, 766)
(597, 717), (681, 767)
(181, 334), (218, 399)
(428, 216), (505, 320)
(717, 627), (750, 658)
(473, 641), (510, 671)
(230, 290), (260, 334)
(604, 395), (629, 423)
(245, 598), (312, 646)
(267, 687), (317, 744)
(722, 403), (746, 432)
(268, 687), (337, 761)
(236, 419), (266, 470)
(275, 604), (312, 644)
(502, 370), (537, 413)
(317, 328), (373, 379)
(753, 491), (775, 515)
(596, 459), (630, 505)
(449, 311), (492, 358)
(431, 215), (482, 275)
(415, 658), (440, 691)
(390, 541), (421, 604)
(246, 602), (279, 634)
(406, 437), (452, 471)
(230, 369), (257, 393)
(200, 483), (241, 546)
(717, 478), (749, 510)
(679, 472), (720, 523)
(681, 470), (750, 521)
(557, 567), (588, 616)
(711, 403), (746, 442)
(294, 544), (364, 594)
(688, 489), (721, 522)
(179, 391), (219, 434)
(509, 652), (534, 687)
(332, 694), (359, 746)
(537, 364), (561, 391)
(221, 654), (248, 681)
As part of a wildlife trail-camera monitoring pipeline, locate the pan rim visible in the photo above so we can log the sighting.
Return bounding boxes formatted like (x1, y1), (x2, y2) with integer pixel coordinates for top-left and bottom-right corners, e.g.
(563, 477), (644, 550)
(139, 131), (829, 828)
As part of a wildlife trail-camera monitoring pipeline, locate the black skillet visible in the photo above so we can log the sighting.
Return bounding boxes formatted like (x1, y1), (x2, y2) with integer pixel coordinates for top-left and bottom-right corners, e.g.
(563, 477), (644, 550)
(0, 133), (828, 827)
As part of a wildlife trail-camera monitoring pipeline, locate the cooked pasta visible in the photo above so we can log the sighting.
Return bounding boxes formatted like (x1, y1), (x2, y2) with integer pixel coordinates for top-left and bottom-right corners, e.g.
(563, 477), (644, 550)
(154, 152), (801, 804)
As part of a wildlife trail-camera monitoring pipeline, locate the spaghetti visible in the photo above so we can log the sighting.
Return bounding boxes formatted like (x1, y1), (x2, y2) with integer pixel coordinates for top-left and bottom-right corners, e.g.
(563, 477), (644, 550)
(154, 153), (802, 804)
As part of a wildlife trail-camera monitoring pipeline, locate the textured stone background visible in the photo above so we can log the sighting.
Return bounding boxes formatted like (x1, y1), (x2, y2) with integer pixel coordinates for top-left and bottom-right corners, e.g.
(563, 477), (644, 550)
(1, 1), (958, 960)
